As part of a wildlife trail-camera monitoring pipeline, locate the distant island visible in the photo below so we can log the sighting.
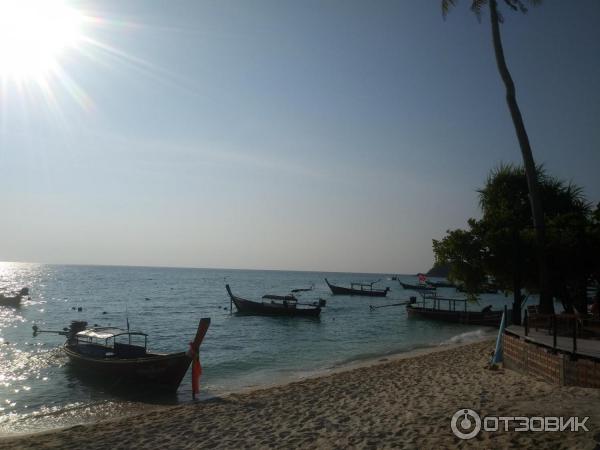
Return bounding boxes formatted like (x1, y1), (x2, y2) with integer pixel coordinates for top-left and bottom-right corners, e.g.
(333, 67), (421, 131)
(424, 263), (450, 278)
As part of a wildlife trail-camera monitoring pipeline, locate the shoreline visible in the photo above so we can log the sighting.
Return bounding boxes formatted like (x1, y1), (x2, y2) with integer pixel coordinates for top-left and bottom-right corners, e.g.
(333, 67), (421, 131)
(3, 338), (599, 449)
(218, 329), (497, 396)
(0, 331), (495, 438)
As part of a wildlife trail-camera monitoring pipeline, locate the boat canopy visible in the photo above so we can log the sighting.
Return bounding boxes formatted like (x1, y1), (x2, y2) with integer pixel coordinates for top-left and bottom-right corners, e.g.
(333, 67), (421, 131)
(262, 294), (297, 302)
(76, 327), (148, 340)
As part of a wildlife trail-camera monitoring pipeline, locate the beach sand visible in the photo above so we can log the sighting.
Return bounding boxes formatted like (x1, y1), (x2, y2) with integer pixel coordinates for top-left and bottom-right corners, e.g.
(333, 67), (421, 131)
(2, 339), (599, 449)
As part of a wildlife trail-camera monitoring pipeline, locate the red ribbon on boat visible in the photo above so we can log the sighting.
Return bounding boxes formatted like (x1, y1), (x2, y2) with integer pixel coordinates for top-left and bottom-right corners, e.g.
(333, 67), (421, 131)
(188, 342), (202, 398)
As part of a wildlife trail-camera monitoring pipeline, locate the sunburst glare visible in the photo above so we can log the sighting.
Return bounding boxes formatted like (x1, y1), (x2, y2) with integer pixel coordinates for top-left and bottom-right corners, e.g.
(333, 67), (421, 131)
(0, 0), (84, 81)
(0, 0), (154, 114)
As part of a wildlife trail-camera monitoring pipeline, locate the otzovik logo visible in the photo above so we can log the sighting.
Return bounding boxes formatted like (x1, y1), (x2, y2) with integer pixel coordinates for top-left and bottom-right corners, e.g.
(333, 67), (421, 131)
(451, 409), (590, 439)
(451, 409), (481, 440)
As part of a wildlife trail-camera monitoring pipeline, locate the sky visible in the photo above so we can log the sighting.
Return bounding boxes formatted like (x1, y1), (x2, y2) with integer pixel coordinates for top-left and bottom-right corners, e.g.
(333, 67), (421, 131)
(0, 0), (599, 274)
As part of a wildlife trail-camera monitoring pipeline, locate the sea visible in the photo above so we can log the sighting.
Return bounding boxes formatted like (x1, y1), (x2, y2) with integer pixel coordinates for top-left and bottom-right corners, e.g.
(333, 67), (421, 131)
(0, 262), (512, 435)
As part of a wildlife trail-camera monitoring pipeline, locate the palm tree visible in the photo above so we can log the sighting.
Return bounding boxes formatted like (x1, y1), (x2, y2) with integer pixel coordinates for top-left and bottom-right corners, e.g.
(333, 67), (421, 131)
(442, 0), (552, 313)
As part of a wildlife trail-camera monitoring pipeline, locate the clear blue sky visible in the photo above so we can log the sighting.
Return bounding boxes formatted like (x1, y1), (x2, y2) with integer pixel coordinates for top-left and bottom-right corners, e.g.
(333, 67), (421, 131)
(1, 0), (598, 273)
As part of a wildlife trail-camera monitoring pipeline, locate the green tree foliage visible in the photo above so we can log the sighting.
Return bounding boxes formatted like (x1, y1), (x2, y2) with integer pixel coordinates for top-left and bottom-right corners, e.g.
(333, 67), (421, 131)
(433, 165), (599, 317)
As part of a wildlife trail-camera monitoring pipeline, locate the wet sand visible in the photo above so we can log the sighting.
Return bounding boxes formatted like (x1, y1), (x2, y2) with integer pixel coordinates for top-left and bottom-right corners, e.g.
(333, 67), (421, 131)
(2, 339), (599, 449)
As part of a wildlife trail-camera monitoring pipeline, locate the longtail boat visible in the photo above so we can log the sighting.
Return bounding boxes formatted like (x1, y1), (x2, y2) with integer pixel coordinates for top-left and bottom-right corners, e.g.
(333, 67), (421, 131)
(0, 293), (22, 307)
(406, 297), (506, 327)
(0, 288), (28, 307)
(226, 284), (323, 317)
(325, 278), (389, 297)
(399, 281), (436, 292)
(61, 318), (210, 391)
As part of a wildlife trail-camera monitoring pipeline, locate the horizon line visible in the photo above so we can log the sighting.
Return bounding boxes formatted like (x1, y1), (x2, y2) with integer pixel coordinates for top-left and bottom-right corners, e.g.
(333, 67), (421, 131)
(0, 259), (431, 277)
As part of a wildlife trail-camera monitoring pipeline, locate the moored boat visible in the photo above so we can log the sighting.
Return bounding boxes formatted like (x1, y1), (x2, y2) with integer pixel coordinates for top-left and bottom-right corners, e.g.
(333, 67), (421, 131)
(0, 293), (22, 307)
(62, 318), (210, 391)
(0, 287), (28, 307)
(226, 284), (323, 317)
(399, 281), (436, 292)
(426, 280), (456, 289)
(406, 297), (506, 327)
(325, 279), (389, 297)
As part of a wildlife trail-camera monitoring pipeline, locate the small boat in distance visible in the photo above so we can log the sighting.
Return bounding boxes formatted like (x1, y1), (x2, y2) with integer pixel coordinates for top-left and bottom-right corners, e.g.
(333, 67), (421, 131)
(399, 281), (436, 292)
(426, 280), (456, 289)
(325, 279), (390, 297)
(61, 318), (210, 392)
(226, 284), (323, 317)
(0, 287), (29, 307)
(291, 284), (314, 293)
(0, 293), (22, 307)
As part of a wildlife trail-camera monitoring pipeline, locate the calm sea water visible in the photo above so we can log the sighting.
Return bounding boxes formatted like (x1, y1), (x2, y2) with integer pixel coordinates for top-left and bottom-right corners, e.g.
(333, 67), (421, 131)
(0, 262), (511, 434)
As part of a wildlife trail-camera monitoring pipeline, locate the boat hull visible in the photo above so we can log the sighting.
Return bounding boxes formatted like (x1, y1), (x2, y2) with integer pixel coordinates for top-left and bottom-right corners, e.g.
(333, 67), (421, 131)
(0, 296), (21, 307)
(232, 296), (321, 317)
(406, 305), (505, 327)
(226, 285), (321, 317)
(63, 346), (192, 391)
(325, 279), (388, 297)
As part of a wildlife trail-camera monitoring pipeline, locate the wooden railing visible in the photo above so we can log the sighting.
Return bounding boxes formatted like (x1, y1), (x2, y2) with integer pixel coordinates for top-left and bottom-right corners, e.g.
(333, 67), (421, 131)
(523, 309), (600, 357)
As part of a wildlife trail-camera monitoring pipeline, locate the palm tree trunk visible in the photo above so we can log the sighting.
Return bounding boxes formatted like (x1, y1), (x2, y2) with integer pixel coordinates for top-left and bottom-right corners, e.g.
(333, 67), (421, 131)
(489, 0), (553, 313)
(512, 229), (522, 325)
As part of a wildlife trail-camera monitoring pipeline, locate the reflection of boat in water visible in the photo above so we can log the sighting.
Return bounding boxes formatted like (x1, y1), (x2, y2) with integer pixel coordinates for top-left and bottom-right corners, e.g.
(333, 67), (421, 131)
(63, 318), (210, 392)
(406, 296), (506, 327)
(399, 281), (436, 292)
(0, 287), (29, 307)
(325, 279), (389, 297)
(226, 284), (323, 317)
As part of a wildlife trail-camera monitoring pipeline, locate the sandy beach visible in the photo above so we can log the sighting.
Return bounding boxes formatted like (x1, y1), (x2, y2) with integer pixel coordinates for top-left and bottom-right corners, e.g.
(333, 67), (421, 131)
(1, 339), (599, 449)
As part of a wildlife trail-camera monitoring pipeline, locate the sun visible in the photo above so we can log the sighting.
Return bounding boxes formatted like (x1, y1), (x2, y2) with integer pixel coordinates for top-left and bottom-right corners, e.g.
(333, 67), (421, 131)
(0, 0), (84, 82)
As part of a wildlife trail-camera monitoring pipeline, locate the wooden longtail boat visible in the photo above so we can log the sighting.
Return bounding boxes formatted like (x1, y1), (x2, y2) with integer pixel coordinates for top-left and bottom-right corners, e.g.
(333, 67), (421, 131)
(398, 281), (436, 292)
(0, 294), (22, 307)
(325, 279), (390, 297)
(406, 297), (506, 327)
(63, 318), (210, 392)
(0, 287), (29, 307)
(226, 284), (323, 317)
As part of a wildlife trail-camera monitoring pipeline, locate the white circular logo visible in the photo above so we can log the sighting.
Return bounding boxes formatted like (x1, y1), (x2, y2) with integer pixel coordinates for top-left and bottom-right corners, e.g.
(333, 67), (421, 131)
(451, 409), (481, 440)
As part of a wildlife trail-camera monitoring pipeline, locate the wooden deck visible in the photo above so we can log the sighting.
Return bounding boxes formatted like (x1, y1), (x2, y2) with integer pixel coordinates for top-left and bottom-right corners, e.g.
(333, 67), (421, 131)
(506, 325), (600, 360)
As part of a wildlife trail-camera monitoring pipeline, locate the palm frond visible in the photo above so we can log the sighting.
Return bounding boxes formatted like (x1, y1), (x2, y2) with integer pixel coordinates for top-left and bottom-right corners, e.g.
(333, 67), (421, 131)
(505, 0), (543, 14)
(503, 0), (520, 12)
(442, 0), (458, 19)
(470, 0), (489, 22)
(442, 0), (540, 21)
